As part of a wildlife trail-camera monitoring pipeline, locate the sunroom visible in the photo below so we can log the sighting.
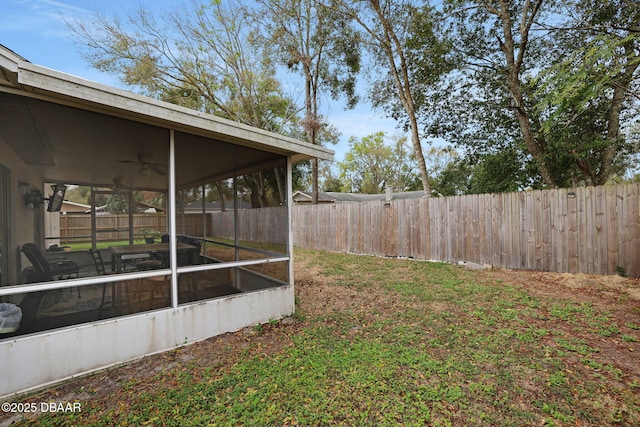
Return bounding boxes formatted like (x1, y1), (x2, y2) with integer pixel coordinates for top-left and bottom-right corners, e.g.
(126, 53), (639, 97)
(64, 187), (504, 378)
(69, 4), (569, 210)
(0, 45), (332, 398)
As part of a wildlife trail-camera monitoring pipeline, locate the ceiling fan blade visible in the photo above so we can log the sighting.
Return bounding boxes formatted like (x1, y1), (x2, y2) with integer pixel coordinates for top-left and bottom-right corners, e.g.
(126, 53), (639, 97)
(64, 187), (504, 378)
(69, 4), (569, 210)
(149, 165), (167, 176)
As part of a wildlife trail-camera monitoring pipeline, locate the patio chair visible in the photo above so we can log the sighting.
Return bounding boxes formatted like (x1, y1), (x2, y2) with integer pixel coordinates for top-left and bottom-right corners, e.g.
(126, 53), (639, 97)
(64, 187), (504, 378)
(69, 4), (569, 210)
(21, 243), (80, 296)
(89, 249), (112, 318)
(178, 236), (201, 266)
(151, 234), (201, 267)
(89, 249), (143, 317)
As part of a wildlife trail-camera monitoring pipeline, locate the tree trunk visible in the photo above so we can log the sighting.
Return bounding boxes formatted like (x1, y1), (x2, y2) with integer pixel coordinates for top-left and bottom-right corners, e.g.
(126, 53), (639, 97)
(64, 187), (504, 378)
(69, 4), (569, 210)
(495, 0), (559, 187)
(215, 181), (226, 212)
(304, 65), (320, 204)
(274, 167), (286, 206)
(368, 0), (431, 196)
(598, 41), (639, 185)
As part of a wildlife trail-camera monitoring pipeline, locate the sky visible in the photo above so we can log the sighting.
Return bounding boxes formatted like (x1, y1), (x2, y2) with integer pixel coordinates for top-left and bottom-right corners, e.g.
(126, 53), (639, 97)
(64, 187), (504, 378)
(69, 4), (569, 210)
(0, 0), (406, 164)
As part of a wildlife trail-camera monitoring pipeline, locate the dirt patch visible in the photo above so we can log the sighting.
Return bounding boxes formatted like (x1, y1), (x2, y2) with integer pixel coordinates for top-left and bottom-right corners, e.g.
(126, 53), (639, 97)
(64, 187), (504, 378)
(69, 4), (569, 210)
(479, 267), (640, 386)
(484, 268), (640, 302)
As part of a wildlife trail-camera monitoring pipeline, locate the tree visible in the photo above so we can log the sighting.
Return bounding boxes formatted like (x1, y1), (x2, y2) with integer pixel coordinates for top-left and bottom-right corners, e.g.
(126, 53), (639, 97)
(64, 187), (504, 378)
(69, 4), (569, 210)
(103, 191), (146, 214)
(328, 0), (451, 196)
(437, 0), (560, 186)
(534, 0), (640, 185)
(255, 0), (360, 203)
(423, 146), (470, 196)
(427, 0), (639, 188)
(318, 161), (344, 192)
(421, 146), (545, 196)
(64, 186), (91, 205)
(467, 149), (543, 194)
(338, 132), (418, 193)
(72, 1), (298, 126)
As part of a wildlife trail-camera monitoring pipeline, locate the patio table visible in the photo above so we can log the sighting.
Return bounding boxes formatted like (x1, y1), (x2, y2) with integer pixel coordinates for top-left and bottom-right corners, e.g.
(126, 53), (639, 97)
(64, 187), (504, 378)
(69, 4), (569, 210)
(109, 242), (198, 273)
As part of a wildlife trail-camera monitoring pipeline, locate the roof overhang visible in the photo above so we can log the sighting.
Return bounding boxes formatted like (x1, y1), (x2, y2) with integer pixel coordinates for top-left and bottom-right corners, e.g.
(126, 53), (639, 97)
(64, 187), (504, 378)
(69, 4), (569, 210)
(0, 46), (333, 191)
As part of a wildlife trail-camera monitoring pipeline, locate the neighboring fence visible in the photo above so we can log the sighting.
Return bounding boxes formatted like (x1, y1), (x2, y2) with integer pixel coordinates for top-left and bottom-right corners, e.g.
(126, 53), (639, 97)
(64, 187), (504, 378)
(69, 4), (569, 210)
(58, 213), (204, 243)
(292, 184), (640, 278)
(209, 206), (288, 245)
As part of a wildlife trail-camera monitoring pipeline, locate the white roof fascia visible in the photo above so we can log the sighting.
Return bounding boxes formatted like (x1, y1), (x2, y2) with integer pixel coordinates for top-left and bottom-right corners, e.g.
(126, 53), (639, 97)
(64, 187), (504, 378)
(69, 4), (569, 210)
(0, 48), (21, 86)
(13, 60), (333, 162)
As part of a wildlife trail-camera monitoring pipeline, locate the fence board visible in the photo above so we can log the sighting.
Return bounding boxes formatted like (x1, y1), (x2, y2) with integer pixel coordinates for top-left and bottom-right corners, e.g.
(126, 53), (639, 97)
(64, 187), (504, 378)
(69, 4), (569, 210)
(575, 187), (586, 273)
(559, 188), (569, 273)
(484, 193), (493, 266)
(629, 184), (640, 278)
(587, 186), (596, 273)
(530, 191), (538, 269)
(518, 192), (527, 269)
(503, 192), (513, 268)
(455, 195), (464, 263)
(492, 193), (503, 267)
(477, 194), (486, 264)
(566, 190), (578, 273)
(433, 195), (446, 261)
(606, 185), (619, 274)
(594, 186), (606, 274)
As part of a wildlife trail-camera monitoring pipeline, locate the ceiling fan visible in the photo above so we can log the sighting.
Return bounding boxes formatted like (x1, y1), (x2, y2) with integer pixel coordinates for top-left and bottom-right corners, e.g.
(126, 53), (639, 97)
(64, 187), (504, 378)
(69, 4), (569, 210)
(118, 153), (167, 176)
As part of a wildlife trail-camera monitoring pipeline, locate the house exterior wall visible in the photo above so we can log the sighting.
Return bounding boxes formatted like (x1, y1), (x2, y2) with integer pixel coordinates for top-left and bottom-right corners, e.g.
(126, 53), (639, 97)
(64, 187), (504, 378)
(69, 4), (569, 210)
(0, 138), (44, 285)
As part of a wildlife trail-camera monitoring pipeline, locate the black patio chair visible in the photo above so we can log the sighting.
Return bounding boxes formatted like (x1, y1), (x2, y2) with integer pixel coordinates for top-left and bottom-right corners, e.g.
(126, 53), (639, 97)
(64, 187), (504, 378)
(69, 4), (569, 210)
(89, 249), (110, 318)
(151, 234), (171, 267)
(22, 242), (80, 296)
(178, 236), (201, 266)
(151, 234), (201, 267)
(89, 249), (137, 318)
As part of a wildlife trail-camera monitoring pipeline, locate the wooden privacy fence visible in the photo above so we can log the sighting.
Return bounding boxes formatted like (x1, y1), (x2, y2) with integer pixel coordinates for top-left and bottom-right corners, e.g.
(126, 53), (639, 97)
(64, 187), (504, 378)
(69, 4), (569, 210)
(291, 183), (640, 278)
(59, 213), (204, 243)
(58, 184), (640, 277)
(209, 207), (288, 245)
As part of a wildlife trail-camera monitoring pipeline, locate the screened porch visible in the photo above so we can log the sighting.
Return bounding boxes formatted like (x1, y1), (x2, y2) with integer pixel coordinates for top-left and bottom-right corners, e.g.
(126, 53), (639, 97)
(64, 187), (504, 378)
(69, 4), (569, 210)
(0, 45), (332, 398)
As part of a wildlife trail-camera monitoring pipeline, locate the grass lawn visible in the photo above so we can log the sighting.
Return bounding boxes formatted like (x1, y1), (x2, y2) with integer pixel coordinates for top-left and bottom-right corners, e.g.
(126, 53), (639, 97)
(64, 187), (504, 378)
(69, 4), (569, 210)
(5, 249), (640, 426)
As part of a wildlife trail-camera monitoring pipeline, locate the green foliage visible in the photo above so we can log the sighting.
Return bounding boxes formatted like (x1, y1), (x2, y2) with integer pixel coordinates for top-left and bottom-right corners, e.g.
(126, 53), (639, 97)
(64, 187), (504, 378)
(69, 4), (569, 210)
(615, 265), (628, 277)
(424, 146), (543, 196)
(369, 3), (452, 122)
(425, 146), (472, 196)
(338, 132), (418, 193)
(422, 0), (640, 188)
(534, 34), (638, 126)
(257, 0), (361, 110)
(532, 26), (640, 185)
(468, 148), (544, 194)
(104, 191), (142, 214)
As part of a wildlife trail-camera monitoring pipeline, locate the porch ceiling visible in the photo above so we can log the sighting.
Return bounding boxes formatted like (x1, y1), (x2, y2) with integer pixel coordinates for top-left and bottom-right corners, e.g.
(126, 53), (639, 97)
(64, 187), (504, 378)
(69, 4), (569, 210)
(0, 91), (285, 191)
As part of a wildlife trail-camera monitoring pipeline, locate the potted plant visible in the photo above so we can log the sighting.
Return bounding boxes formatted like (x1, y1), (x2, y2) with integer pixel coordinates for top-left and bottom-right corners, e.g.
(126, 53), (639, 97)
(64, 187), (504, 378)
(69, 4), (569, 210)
(141, 228), (161, 244)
